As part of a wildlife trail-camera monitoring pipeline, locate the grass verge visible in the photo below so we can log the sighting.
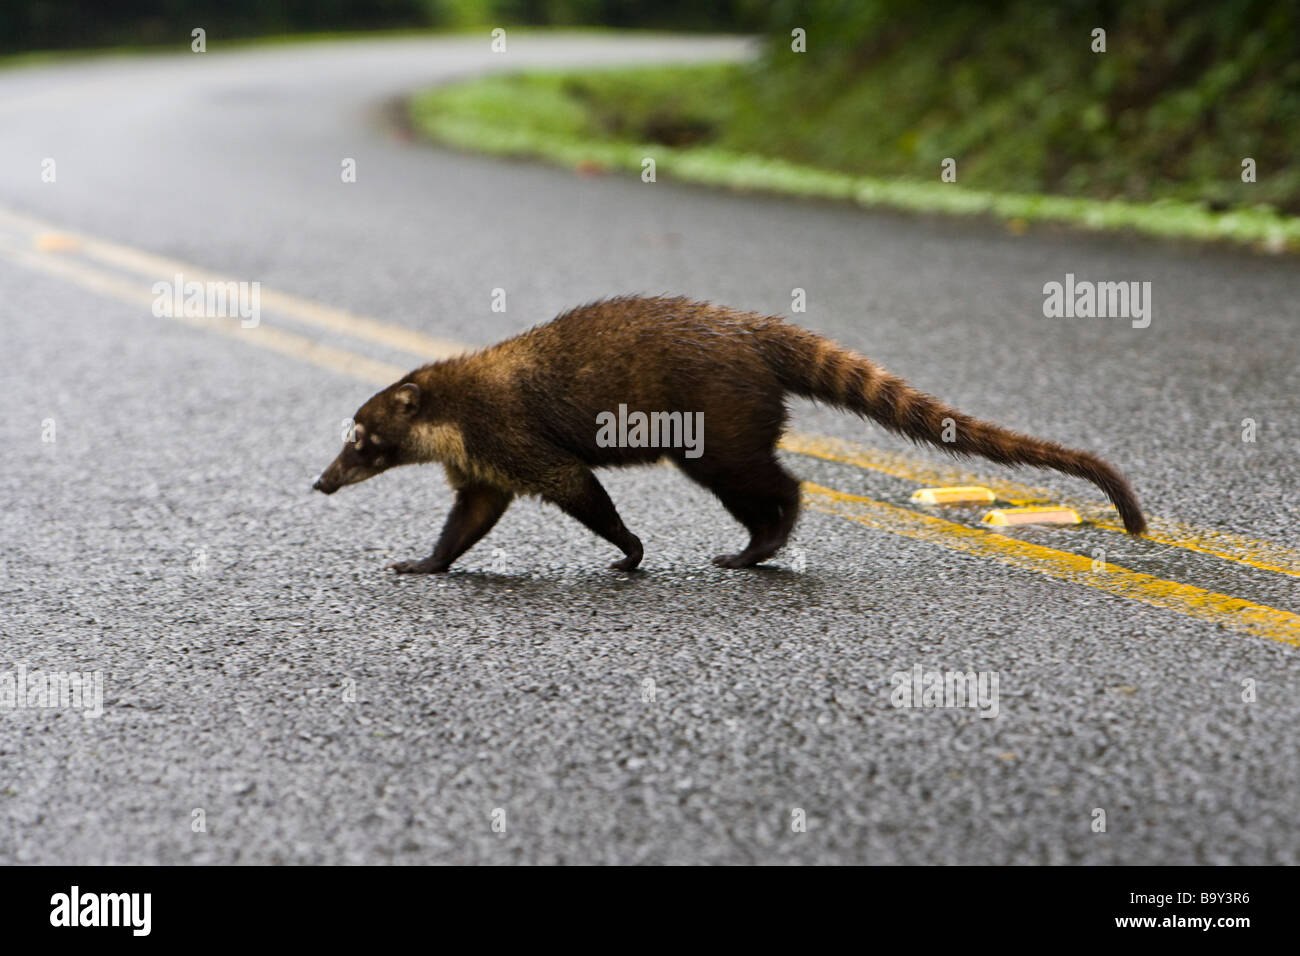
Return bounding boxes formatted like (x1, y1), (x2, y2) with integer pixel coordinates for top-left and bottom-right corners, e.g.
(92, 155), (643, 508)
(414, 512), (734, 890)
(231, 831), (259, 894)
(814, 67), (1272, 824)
(408, 66), (1300, 254)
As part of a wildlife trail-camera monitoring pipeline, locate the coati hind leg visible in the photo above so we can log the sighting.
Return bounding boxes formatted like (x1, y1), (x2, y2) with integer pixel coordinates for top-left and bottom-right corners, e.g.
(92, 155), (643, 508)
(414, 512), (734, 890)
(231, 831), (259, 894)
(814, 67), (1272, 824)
(390, 482), (513, 574)
(679, 455), (801, 568)
(544, 469), (643, 571)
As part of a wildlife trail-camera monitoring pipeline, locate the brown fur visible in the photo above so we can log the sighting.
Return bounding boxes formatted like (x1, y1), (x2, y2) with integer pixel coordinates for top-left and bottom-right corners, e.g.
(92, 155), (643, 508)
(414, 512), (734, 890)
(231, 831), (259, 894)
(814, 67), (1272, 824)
(313, 296), (1146, 573)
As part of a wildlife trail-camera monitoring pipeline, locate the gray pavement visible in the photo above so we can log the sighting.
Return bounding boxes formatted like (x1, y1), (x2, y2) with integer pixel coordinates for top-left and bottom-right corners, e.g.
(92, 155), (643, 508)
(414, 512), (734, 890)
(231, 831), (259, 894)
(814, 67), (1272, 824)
(0, 34), (1297, 864)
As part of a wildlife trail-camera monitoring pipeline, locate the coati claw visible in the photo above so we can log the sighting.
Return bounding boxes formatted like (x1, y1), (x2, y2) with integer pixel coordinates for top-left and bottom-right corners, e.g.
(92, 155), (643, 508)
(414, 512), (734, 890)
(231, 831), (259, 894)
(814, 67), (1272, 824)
(388, 558), (450, 574)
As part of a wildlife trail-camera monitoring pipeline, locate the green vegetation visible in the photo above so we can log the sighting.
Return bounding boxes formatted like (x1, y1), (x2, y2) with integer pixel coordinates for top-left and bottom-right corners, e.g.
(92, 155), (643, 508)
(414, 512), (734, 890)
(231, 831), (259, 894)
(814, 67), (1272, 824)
(734, 1), (1299, 216)
(410, 0), (1300, 251)
(409, 66), (1300, 251)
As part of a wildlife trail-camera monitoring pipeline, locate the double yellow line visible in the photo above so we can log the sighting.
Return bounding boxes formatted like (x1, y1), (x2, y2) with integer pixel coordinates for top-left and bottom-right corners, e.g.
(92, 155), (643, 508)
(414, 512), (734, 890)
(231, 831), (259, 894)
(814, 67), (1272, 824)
(2, 204), (1296, 646)
(782, 431), (1300, 578)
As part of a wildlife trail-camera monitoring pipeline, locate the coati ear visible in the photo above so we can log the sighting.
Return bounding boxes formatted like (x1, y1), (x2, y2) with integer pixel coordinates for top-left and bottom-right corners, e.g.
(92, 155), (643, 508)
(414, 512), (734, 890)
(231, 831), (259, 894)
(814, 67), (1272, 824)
(393, 382), (420, 415)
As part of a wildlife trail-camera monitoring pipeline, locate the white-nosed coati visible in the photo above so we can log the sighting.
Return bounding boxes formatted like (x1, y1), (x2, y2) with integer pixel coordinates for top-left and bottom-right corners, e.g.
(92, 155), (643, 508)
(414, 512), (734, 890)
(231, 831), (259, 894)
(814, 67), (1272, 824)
(313, 295), (1146, 572)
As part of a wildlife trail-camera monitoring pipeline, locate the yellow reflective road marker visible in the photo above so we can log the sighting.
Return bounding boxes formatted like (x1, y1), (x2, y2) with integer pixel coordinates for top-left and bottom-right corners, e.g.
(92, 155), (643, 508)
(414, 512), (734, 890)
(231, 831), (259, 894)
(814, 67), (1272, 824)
(781, 430), (1300, 578)
(983, 507), (1081, 526)
(34, 233), (80, 252)
(910, 486), (997, 505)
(805, 484), (1300, 647)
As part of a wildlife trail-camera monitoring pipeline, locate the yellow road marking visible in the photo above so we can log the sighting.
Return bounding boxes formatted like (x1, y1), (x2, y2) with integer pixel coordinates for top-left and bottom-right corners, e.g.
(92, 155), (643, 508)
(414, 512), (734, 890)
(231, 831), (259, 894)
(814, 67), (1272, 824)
(804, 484), (1300, 647)
(910, 485), (996, 505)
(780, 431), (1300, 578)
(0, 206), (468, 363)
(2, 201), (1297, 612)
(34, 233), (81, 252)
(0, 242), (406, 386)
(5, 199), (1295, 578)
(982, 506), (1081, 526)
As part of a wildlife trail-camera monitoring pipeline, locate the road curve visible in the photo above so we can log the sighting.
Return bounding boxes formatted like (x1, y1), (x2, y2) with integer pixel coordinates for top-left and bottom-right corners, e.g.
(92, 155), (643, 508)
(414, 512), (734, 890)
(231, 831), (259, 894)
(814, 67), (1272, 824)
(1, 34), (1297, 864)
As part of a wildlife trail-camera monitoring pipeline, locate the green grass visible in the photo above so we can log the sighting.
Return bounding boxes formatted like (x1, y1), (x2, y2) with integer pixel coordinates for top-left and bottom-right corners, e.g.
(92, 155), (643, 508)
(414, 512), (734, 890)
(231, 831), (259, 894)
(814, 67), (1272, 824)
(408, 65), (1300, 253)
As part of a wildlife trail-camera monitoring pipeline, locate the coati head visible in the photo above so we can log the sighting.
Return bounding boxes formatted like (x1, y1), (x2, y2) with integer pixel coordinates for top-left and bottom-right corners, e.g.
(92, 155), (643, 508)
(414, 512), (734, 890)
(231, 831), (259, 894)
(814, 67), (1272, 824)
(312, 382), (421, 494)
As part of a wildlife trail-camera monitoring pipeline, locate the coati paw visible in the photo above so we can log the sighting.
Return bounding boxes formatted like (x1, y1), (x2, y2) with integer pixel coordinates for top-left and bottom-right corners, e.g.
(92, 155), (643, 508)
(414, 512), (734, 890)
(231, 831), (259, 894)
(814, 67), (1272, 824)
(608, 553), (642, 572)
(387, 557), (450, 574)
(712, 552), (759, 569)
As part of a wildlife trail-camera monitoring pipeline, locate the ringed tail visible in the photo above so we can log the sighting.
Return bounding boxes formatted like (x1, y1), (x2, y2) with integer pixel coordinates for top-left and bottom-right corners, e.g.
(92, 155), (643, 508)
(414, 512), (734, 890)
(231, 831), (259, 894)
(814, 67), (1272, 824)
(762, 323), (1148, 535)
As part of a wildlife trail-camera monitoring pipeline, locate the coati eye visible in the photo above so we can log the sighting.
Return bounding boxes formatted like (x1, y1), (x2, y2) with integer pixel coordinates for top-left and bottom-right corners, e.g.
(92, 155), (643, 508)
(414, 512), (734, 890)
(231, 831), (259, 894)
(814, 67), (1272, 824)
(352, 423), (367, 449)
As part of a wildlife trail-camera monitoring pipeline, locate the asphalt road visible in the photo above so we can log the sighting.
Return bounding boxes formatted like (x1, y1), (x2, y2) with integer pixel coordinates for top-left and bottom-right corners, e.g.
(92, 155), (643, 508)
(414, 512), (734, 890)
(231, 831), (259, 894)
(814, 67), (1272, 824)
(1, 33), (1297, 865)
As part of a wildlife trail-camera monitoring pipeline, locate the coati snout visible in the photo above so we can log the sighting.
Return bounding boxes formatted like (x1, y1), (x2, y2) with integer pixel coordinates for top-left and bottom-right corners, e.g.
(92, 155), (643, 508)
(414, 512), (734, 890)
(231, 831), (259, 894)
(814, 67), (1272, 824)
(312, 296), (1146, 574)
(313, 383), (420, 494)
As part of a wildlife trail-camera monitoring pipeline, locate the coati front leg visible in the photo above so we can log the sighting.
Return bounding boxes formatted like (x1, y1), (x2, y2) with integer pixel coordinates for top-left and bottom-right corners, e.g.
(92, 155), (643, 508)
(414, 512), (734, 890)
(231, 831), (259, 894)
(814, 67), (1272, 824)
(544, 469), (643, 571)
(389, 482), (513, 574)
